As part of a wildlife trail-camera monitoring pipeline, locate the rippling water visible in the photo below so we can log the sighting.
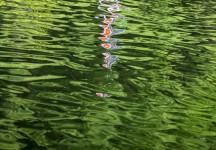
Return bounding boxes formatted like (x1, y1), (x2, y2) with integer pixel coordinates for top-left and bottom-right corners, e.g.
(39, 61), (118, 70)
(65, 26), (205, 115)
(0, 0), (216, 149)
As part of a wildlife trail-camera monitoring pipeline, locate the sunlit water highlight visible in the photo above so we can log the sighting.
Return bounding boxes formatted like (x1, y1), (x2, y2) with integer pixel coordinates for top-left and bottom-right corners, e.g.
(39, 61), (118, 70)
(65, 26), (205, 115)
(0, 0), (216, 149)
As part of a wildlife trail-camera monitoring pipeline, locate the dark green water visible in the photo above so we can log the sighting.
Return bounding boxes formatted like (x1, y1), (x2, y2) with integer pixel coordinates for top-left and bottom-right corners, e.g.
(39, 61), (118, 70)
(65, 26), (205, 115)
(0, 0), (216, 149)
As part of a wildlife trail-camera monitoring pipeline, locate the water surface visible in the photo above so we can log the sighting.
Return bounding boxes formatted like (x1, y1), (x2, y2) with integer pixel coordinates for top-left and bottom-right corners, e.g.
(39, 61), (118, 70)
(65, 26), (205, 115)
(0, 0), (216, 149)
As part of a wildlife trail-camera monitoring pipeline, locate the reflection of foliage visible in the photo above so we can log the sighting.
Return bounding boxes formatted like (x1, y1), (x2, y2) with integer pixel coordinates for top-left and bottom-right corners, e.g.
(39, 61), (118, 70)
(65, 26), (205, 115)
(120, 0), (216, 149)
(0, 0), (216, 149)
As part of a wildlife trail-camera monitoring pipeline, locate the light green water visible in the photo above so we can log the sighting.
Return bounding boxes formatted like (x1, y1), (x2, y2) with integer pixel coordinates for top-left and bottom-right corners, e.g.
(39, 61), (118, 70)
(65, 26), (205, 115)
(0, 0), (216, 149)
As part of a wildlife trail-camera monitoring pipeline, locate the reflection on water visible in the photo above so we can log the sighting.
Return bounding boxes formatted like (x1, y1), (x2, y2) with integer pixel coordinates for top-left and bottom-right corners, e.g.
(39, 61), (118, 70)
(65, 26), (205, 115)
(98, 1), (127, 13)
(0, 0), (216, 149)
(96, 0), (125, 98)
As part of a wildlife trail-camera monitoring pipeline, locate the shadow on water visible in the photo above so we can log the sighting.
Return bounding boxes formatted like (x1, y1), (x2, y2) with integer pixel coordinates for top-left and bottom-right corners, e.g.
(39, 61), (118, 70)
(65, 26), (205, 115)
(0, 0), (216, 149)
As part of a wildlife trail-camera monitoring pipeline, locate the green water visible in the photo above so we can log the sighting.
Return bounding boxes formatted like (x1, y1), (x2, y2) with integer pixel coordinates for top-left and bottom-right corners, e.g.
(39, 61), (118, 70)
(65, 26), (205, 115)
(0, 0), (216, 149)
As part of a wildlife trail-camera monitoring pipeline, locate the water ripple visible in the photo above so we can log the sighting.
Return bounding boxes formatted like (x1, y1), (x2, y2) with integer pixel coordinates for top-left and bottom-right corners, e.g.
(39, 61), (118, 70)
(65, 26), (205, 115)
(0, 0), (216, 149)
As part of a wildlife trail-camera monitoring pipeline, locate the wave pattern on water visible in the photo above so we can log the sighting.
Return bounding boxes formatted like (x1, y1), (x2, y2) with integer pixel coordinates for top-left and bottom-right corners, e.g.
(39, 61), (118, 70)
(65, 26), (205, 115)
(0, 0), (216, 149)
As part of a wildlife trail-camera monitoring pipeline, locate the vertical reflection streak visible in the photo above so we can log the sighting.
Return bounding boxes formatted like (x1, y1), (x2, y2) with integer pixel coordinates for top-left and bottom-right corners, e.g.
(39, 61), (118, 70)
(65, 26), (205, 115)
(95, 0), (127, 98)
